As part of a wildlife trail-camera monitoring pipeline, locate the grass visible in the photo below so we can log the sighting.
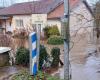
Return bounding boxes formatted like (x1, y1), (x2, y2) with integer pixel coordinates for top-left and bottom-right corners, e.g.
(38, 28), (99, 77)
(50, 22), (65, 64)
(12, 69), (62, 80)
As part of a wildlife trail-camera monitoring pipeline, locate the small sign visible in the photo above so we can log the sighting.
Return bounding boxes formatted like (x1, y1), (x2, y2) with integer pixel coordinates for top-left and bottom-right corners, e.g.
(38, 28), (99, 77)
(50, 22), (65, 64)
(29, 32), (37, 75)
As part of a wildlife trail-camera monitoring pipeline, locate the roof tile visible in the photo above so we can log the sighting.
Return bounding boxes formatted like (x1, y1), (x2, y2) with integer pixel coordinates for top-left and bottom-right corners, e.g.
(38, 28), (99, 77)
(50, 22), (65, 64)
(0, 0), (80, 16)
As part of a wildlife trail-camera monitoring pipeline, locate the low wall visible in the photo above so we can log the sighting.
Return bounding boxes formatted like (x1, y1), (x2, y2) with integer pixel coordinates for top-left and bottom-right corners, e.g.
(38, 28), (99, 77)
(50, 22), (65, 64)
(0, 52), (9, 67)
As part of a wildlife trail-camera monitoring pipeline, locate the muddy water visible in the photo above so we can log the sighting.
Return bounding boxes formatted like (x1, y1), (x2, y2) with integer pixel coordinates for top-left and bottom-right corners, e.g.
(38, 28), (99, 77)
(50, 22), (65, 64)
(70, 55), (100, 80)
(0, 57), (100, 80)
(0, 66), (20, 79)
(84, 56), (100, 80)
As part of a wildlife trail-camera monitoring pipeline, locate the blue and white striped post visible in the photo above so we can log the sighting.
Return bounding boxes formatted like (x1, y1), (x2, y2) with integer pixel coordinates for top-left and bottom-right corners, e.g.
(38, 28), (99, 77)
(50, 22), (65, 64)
(29, 32), (38, 76)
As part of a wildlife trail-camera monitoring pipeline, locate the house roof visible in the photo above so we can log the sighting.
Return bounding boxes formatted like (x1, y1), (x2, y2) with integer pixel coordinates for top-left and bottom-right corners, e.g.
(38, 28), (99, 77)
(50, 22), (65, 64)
(0, 0), (53, 16)
(83, 0), (94, 16)
(0, 0), (93, 20)
(0, 0), (61, 16)
(0, 0), (81, 16)
(0, 7), (5, 10)
(47, 0), (93, 19)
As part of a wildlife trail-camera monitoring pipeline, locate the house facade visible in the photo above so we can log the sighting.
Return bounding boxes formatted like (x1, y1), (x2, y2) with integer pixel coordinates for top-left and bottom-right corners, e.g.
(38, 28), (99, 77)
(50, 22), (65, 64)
(0, 0), (93, 36)
(47, 0), (93, 36)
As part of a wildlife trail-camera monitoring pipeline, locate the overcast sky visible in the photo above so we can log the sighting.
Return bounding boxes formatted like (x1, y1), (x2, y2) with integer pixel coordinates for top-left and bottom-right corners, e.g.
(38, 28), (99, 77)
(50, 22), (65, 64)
(0, 0), (99, 7)
(87, 0), (99, 5)
(0, 0), (36, 7)
(15, 0), (99, 3)
(15, 0), (34, 3)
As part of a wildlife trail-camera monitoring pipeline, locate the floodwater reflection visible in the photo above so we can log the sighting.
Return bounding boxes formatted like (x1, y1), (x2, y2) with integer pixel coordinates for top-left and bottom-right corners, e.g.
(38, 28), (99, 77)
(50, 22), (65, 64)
(84, 56), (100, 80)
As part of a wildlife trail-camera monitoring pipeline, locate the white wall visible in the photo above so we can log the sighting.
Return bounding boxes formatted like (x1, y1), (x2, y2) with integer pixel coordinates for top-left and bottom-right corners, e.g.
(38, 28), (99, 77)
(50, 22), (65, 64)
(32, 14), (47, 31)
(11, 15), (31, 30)
(7, 14), (47, 32)
(47, 2), (93, 36)
(70, 2), (93, 36)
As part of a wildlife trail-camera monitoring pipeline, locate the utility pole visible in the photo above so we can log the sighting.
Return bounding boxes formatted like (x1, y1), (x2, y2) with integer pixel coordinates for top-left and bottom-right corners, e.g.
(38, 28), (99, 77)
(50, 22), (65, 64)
(61, 0), (70, 80)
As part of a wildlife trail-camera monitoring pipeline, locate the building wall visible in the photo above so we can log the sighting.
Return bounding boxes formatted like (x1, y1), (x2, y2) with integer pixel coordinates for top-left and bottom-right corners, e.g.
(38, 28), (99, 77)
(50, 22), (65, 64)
(47, 2), (94, 56)
(70, 2), (93, 36)
(47, 3), (64, 19)
(11, 15), (31, 30)
(47, 2), (93, 36)
(32, 14), (47, 31)
(69, 2), (94, 57)
(3, 14), (47, 33)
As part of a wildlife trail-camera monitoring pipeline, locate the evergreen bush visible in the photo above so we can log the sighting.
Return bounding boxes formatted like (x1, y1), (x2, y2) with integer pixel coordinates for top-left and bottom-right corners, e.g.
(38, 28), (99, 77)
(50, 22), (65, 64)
(48, 25), (60, 36)
(43, 27), (51, 38)
(51, 47), (60, 68)
(39, 45), (48, 70)
(16, 47), (29, 66)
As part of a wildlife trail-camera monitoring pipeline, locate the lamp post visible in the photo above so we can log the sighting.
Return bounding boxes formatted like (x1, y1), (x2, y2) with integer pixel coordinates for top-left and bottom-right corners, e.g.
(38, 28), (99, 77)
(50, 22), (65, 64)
(61, 0), (71, 80)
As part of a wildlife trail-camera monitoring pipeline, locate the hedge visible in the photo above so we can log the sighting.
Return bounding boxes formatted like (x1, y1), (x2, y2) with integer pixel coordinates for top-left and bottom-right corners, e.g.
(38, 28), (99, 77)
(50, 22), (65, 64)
(47, 35), (63, 45)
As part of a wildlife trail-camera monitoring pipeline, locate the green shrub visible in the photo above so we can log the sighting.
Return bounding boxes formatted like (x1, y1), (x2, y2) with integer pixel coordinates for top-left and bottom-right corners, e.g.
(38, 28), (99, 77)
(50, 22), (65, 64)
(51, 47), (60, 68)
(12, 69), (62, 80)
(43, 26), (51, 38)
(48, 25), (60, 36)
(43, 25), (60, 38)
(16, 47), (29, 66)
(47, 35), (63, 45)
(39, 45), (48, 70)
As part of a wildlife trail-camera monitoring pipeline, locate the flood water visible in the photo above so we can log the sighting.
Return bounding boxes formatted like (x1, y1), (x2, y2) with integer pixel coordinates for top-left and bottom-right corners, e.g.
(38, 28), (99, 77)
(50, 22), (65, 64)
(84, 56), (100, 80)
(0, 66), (20, 79)
(0, 56), (100, 80)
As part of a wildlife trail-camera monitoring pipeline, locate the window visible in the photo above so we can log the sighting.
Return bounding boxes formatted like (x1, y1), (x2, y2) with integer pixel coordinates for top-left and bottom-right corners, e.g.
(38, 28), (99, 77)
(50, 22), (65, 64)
(38, 24), (41, 27)
(32, 24), (42, 32)
(0, 28), (3, 33)
(37, 24), (42, 33)
(32, 24), (36, 31)
(16, 19), (23, 27)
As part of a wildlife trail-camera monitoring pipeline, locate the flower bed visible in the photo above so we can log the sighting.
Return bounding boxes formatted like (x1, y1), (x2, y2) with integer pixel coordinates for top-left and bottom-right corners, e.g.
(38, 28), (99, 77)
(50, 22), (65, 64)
(12, 69), (62, 80)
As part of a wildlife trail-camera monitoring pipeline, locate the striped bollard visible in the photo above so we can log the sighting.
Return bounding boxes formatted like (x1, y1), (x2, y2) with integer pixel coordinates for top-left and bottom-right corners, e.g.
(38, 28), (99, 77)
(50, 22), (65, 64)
(29, 32), (38, 76)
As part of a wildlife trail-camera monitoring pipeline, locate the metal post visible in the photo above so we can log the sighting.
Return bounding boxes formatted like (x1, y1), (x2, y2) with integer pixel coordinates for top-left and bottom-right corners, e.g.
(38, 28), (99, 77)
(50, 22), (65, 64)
(29, 32), (37, 75)
(36, 25), (41, 71)
(63, 0), (70, 80)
